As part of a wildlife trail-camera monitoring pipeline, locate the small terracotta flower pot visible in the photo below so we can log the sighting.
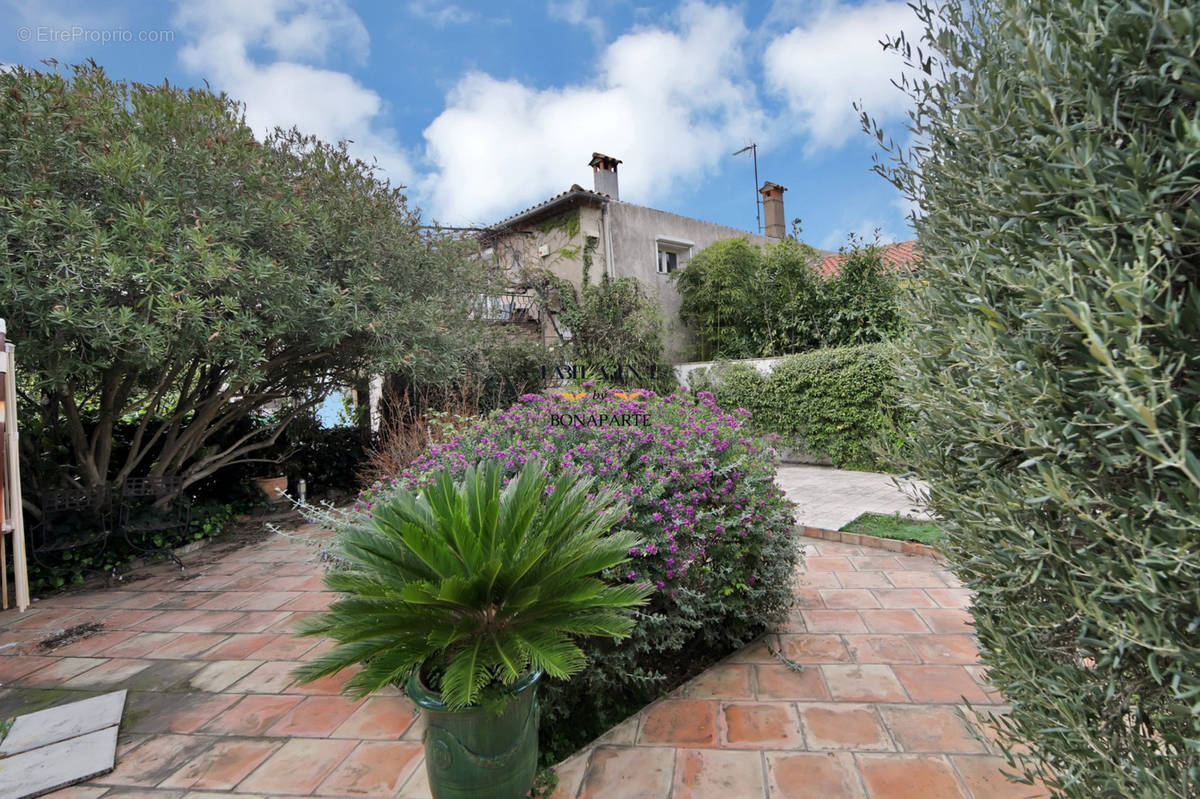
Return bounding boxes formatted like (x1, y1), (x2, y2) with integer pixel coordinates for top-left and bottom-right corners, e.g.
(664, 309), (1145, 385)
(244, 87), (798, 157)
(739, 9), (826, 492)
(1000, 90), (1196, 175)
(254, 476), (288, 503)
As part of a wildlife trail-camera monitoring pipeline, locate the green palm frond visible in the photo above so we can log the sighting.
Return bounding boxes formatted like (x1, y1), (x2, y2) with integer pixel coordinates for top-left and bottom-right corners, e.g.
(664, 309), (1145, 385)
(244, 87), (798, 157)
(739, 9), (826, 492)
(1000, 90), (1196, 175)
(292, 460), (652, 708)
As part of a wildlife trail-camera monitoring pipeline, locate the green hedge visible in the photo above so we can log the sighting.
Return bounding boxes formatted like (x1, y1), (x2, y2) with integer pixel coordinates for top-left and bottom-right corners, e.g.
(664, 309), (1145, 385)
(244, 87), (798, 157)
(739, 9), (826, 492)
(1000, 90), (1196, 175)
(691, 343), (901, 470)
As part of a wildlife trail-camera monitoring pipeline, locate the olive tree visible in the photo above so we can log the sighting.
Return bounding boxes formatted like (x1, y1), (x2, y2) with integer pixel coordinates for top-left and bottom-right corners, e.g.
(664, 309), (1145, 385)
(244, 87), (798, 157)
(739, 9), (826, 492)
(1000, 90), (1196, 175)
(0, 63), (479, 503)
(865, 1), (1200, 795)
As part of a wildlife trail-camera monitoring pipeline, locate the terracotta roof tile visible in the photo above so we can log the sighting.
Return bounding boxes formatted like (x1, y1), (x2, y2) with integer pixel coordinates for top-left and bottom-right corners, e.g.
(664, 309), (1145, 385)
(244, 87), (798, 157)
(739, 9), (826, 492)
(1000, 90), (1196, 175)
(817, 240), (919, 278)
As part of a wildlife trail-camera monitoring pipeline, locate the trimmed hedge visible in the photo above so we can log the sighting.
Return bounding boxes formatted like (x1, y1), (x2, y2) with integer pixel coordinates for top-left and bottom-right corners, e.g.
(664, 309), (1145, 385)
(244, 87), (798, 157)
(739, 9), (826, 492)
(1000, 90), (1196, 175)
(690, 343), (901, 470)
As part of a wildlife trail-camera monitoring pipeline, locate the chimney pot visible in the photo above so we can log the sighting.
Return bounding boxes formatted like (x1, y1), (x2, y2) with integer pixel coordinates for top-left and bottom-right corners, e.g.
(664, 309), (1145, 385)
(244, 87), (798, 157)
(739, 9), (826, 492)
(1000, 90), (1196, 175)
(589, 152), (621, 200)
(759, 181), (787, 239)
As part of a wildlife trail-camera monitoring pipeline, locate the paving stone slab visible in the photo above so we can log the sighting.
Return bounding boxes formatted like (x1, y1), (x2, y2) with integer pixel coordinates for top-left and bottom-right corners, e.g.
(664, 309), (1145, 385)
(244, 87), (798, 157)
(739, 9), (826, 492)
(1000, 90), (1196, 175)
(0, 690), (126, 755)
(0, 725), (118, 798)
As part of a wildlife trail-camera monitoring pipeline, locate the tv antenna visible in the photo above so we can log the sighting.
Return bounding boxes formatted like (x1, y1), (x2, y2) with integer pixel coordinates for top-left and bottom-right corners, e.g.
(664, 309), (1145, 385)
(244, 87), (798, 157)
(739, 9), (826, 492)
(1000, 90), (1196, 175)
(732, 143), (761, 234)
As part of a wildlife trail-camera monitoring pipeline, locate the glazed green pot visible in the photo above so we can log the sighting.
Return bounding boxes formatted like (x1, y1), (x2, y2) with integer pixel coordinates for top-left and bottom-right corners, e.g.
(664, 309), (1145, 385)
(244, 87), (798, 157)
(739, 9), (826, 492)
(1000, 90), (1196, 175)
(407, 669), (542, 799)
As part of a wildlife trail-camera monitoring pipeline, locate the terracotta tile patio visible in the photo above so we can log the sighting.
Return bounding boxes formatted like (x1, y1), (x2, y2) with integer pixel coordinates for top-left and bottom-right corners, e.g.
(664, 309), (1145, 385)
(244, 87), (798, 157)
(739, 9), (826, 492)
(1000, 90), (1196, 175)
(0, 525), (1048, 798)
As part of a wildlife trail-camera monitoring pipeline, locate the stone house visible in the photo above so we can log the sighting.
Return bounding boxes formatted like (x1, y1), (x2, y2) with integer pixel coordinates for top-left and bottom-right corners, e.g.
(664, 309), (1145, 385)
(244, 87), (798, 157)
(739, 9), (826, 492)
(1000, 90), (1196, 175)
(478, 153), (798, 362)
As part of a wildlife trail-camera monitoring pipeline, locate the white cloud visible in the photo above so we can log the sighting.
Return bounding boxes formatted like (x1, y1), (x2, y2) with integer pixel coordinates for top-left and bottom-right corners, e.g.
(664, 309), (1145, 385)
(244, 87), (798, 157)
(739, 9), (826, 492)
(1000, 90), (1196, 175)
(420, 2), (764, 224)
(408, 1), (476, 27)
(173, 0), (413, 184)
(764, 0), (917, 150)
(548, 0), (605, 46)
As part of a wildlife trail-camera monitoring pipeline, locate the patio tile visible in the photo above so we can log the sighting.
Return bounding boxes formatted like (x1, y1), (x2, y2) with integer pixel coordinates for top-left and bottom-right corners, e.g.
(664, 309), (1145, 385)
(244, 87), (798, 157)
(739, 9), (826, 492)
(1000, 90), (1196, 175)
(792, 588), (824, 608)
(0, 689), (125, 755)
(637, 699), (717, 746)
(201, 695), (304, 736)
(891, 666), (991, 704)
(195, 592), (256, 611)
(680, 662), (754, 700)
(125, 692), (240, 734)
(767, 752), (864, 798)
(673, 748), (765, 798)
(331, 696), (418, 739)
(821, 665), (909, 703)
(95, 733), (215, 787)
(918, 609), (975, 634)
(778, 633), (852, 663)
(22, 657), (108, 684)
(794, 570), (841, 588)
(61, 658), (152, 687)
(924, 589), (973, 609)
(754, 664), (830, 701)
(858, 754), (967, 798)
(133, 610), (206, 632)
(726, 637), (776, 664)
(50, 630), (139, 656)
(879, 706), (988, 754)
(801, 610), (867, 634)
(951, 755), (1049, 798)
(798, 703), (893, 751)
(908, 635), (979, 664)
(283, 667), (359, 695)
(153, 633), (229, 659)
(202, 634), (277, 660)
(237, 592), (304, 612)
(860, 610), (930, 634)
(189, 660), (264, 692)
(316, 740), (424, 797)
(820, 589), (882, 609)
(239, 738), (358, 795)
(218, 612), (293, 634)
(160, 739), (282, 790)
(804, 557), (855, 571)
(0, 655), (60, 682)
(276, 592), (337, 612)
(884, 571), (947, 588)
(173, 611), (248, 633)
(848, 556), (902, 571)
(98, 632), (183, 658)
(720, 702), (804, 748)
(576, 746), (675, 799)
(244, 635), (320, 661)
(837, 571), (894, 589)
(872, 589), (937, 608)
(843, 635), (921, 664)
(266, 696), (362, 737)
(226, 661), (300, 693)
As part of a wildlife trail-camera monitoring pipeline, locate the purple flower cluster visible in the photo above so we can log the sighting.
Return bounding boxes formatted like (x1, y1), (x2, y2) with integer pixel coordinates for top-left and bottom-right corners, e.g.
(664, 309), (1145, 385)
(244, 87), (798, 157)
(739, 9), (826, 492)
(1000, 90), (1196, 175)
(355, 388), (796, 597)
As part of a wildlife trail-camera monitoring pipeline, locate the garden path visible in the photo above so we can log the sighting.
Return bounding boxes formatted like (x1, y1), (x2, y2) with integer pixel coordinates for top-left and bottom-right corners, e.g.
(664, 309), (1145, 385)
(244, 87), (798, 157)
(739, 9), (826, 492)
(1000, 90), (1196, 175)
(776, 464), (930, 530)
(0, 523), (1045, 798)
(554, 538), (1050, 798)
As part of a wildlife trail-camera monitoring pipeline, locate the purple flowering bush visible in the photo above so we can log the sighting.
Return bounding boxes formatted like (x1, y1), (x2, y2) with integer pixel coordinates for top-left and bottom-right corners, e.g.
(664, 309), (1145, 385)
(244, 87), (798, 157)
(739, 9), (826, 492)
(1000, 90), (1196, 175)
(357, 387), (799, 761)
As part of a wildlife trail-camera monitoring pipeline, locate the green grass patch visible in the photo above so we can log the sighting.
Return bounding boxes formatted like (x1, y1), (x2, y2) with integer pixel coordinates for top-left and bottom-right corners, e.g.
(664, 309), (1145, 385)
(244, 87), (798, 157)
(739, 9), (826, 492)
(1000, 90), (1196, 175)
(841, 512), (944, 545)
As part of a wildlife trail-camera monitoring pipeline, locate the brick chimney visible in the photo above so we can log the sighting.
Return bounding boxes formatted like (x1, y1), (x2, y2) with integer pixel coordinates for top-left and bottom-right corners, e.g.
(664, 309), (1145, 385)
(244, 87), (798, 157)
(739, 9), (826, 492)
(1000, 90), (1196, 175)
(759, 182), (787, 239)
(589, 153), (621, 199)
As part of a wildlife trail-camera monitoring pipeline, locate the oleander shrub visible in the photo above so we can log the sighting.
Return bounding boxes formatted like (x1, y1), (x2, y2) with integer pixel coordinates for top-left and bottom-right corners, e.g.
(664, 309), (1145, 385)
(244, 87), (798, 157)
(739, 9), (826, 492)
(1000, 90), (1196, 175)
(865, 0), (1200, 795)
(357, 388), (798, 761)
(690, 343), (903, 470)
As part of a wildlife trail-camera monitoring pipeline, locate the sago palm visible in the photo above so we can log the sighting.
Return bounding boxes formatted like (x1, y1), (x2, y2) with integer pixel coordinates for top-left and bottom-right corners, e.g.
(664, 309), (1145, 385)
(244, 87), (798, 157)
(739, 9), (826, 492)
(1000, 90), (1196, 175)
(292, 460), (651, 708)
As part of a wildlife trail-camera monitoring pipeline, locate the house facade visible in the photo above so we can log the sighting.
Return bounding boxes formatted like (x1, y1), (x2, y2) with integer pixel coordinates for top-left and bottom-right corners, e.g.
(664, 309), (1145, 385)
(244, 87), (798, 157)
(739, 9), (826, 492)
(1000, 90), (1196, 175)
(480, 154), (794, 361)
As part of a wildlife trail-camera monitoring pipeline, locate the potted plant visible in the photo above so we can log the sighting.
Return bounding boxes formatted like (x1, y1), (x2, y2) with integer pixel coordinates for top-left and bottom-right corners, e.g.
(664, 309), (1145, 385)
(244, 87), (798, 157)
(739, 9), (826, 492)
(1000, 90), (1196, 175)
(291, 460), (650, 799)
(252, 474), (287, 503)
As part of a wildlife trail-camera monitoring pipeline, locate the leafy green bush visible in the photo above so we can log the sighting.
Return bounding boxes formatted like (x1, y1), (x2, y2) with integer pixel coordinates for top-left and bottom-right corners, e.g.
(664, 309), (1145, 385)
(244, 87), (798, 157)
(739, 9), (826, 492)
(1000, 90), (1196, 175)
(358, 388), (798, 761)
(675, 236), (903, 360)
(865, 0), (1200, 795)
(691, 344), (902, 470)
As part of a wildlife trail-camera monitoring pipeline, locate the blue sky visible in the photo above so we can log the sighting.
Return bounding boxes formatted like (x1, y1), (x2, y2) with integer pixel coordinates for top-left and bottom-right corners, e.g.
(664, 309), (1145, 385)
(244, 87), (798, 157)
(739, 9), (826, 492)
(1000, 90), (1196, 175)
(1, 0), (921, 250)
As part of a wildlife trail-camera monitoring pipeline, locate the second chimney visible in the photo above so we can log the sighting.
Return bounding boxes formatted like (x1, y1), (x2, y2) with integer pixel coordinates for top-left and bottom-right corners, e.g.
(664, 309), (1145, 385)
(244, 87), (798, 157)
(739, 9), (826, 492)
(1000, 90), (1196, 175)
(759, 181), (787, 239)
(589, 153), (621, 200)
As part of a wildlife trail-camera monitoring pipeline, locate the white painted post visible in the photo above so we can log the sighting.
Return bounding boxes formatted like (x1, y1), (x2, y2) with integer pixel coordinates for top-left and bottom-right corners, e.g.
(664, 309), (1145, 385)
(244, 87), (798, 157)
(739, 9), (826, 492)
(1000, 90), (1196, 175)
(0, 319), (30, 611)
